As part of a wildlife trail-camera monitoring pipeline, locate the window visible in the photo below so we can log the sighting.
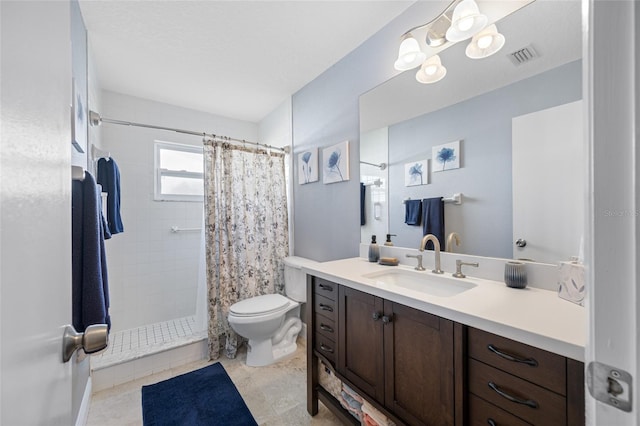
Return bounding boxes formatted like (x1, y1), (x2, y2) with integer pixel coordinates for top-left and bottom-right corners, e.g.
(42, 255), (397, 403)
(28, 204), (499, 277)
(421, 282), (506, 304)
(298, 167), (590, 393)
(154, 141), (204, 201)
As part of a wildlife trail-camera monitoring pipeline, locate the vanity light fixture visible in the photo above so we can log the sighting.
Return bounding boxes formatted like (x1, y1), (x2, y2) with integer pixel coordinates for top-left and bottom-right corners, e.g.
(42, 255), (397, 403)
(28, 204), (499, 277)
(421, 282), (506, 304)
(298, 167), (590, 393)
(394, 34), (427, 71)
(416, 55), (447, 84)
(445, 0), (488, 42)
(465, 24), (506, 59)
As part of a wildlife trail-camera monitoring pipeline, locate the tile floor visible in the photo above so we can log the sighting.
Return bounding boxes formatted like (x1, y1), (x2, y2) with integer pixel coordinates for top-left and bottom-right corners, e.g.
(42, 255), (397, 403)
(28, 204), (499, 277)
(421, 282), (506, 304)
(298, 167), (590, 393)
(86, 341), (343, 426)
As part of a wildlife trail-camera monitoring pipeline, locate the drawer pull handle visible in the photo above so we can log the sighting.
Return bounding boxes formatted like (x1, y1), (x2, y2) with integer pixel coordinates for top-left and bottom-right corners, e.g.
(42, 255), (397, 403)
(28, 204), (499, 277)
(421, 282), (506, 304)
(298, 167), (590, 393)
(488, 382), (538, 409)
(320, 344), (334, 353)
(320, 324), (334, 333)
(487, 344), (538, 367)
(487, 420), (497, 426)
(318, 283), (333, 292)
(319, 303), (334, 312)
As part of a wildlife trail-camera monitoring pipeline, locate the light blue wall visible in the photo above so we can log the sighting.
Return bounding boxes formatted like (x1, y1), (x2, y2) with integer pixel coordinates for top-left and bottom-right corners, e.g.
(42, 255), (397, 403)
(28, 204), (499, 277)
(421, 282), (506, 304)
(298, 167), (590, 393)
(388, 60), (582, 257)
(291, 2), (445, 261)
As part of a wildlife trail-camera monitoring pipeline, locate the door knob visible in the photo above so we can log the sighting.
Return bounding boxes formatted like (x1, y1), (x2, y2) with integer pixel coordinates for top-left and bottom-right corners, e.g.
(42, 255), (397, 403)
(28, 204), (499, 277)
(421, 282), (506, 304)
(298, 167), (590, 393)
(62, 324), (109, 363)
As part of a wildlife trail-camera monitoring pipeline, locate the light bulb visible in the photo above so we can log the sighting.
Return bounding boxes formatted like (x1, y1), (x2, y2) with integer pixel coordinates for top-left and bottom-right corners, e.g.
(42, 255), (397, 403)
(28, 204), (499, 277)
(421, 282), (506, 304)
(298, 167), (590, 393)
(477, 34), (493, 49)
(456, 16), (475, 32)
(424, 65), (438, 76)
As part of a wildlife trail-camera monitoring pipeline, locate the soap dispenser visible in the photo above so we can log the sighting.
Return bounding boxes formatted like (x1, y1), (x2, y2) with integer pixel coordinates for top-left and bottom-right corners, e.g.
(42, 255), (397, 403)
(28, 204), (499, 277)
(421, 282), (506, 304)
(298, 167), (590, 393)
(384, 234), (396, 246)
(368, 235), (380, 262)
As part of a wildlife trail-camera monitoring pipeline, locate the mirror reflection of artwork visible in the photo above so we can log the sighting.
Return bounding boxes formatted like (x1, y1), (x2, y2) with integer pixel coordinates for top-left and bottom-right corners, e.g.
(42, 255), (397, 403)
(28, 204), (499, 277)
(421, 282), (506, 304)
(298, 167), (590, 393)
(298, 148), (318, 184)
(323, 140), (350, 184)
(432, 140), (460, 172)
(71, 79), (86, 153)
(405, 159), (429, 186)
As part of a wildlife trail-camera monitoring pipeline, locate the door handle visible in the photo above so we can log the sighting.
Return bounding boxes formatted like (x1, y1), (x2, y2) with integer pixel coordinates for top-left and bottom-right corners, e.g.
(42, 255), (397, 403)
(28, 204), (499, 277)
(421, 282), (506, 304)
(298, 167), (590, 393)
(62, 324), (109, 362)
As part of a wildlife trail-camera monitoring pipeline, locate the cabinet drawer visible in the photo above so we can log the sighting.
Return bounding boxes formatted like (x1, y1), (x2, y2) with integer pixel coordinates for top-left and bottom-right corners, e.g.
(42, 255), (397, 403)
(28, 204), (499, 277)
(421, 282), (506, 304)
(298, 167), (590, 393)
(313, 278), (337, 301)
(314, 313), (337, 340)
(468, 328), (566, 394)
(314, 294), (336, 321)
(315, 333), (336, 364)
(468, 394), (531, 426)
(469, 359), (566, 425)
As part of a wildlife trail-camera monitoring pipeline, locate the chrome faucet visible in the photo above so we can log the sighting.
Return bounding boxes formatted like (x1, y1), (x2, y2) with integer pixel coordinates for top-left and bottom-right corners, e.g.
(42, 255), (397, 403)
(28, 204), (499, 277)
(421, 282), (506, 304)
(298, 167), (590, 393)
(406, 254), (425, 271)
(419, 234), (444, 274)
(446, 232), (461, 253)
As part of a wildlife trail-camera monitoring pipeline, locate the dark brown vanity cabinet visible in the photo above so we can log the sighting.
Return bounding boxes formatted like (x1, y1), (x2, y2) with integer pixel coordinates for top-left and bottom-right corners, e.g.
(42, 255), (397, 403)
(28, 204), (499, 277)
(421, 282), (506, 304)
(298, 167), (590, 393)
(466, 327), (585, 426)
(336, 285), (460, 426)
(307, 276), (585, 426)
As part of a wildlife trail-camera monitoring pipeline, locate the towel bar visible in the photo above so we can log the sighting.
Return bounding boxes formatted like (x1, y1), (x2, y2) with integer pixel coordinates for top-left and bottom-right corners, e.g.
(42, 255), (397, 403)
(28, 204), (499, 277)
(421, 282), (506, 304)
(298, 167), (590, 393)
(170, 226), (202, 233)
(403, 193), (463, 205)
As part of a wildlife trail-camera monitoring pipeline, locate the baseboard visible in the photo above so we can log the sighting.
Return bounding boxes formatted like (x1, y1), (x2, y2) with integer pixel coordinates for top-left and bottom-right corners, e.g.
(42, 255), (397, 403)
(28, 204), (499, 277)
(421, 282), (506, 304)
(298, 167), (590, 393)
(75, 376), (92, 426)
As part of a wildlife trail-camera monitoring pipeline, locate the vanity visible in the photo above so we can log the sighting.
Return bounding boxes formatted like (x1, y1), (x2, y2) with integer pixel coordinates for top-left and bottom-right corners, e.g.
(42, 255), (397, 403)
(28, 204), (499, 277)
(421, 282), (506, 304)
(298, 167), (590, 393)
(304, 257), (585, 426)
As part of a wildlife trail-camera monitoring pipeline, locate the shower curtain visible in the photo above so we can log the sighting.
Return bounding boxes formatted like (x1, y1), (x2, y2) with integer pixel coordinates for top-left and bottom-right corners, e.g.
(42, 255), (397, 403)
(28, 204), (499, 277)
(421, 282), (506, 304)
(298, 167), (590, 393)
(203, 141), (289, 360)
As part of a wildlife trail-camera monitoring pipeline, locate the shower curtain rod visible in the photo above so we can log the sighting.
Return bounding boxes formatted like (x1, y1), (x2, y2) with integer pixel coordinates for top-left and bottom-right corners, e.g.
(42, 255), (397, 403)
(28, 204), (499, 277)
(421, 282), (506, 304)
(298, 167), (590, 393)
(88, 110), (290, 154)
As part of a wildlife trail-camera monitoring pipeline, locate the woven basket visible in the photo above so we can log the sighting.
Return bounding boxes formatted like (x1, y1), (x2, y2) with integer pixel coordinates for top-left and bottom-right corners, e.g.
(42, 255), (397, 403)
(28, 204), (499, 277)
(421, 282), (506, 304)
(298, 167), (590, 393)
(318, 360), (342, 401)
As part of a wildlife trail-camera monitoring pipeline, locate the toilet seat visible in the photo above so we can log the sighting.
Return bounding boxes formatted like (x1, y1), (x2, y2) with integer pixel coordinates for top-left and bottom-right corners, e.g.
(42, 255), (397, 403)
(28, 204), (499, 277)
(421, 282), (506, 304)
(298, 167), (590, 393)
(229, 294), (291, 317)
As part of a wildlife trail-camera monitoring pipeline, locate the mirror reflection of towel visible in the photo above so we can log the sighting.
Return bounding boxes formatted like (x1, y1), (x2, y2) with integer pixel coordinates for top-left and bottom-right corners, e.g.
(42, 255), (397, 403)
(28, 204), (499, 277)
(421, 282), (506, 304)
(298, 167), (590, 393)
(404, 199), (422, 226)
(360, 183), (366, 226)
(422, 197), (444, 250)
(97, 158), (124, 235)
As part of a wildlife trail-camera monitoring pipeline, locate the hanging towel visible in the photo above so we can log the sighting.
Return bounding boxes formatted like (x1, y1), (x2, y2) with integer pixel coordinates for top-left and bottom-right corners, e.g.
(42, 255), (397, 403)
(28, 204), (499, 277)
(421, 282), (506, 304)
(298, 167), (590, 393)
(97, 158), (124, 235)
(421, 197), (445, 250)
(404, 199), (422, 226)
(360, 183), (366, 226)
(72, 172), (111, 333)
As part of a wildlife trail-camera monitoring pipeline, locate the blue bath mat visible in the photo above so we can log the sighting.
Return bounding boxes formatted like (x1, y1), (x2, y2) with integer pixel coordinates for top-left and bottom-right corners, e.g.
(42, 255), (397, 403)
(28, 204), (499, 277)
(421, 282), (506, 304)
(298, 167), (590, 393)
(141, 362), (257, 426)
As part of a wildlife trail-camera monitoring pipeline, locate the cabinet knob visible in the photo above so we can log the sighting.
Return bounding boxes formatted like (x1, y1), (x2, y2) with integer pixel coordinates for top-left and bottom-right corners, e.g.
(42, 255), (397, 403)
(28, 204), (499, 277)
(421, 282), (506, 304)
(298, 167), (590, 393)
(487, 420), (497, 426)
(382, 315), (392, 324)
(372, 312), (382, 321)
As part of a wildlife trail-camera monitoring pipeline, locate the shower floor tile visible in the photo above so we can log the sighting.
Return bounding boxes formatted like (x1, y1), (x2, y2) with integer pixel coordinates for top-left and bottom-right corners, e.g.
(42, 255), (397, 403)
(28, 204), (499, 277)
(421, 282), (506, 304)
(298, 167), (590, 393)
(91, 316), (207, 371)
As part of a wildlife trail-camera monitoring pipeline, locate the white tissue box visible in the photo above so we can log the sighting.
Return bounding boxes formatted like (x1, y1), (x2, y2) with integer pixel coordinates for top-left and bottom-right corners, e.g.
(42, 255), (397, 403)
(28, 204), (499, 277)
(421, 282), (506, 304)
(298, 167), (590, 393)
(557, 261), (585, 306)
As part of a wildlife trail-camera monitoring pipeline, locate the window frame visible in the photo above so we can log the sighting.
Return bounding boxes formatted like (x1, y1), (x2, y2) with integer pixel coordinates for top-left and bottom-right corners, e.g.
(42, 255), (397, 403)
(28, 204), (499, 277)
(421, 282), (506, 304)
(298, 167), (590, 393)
(153, 140), (204, 202)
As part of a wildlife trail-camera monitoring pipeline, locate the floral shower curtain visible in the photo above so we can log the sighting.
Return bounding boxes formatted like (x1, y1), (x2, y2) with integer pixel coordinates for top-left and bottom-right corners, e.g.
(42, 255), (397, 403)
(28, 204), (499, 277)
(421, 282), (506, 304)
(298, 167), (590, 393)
(203, 141), (289, 360)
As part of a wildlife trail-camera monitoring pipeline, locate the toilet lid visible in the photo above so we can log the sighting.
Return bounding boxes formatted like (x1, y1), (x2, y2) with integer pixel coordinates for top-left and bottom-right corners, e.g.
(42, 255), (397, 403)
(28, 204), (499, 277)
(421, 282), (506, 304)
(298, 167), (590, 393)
(229, 294), (290, 317)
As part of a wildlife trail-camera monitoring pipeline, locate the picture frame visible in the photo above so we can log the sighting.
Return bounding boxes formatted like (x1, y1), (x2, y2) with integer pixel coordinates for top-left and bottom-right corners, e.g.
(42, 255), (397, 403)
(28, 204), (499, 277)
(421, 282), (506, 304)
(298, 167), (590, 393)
(323, 140), (350, 184)
(404, 159), (429, 186)
(432, 140), (460, 172)
(298, 148), (319, 184)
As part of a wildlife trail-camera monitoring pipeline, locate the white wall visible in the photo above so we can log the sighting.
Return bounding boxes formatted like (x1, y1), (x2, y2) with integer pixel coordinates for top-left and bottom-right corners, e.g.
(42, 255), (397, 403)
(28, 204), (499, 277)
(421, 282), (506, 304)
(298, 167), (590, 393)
(100, 91), (257, 332)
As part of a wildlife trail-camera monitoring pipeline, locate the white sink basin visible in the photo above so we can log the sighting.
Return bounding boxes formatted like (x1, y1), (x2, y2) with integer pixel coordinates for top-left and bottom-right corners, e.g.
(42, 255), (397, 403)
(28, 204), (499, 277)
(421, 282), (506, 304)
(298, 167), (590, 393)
(362, 268), (476, 297)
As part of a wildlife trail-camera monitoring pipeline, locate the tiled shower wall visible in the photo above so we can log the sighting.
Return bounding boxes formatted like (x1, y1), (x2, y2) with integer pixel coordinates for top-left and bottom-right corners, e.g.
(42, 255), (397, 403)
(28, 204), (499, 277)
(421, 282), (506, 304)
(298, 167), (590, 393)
(101, 91), (258, 332)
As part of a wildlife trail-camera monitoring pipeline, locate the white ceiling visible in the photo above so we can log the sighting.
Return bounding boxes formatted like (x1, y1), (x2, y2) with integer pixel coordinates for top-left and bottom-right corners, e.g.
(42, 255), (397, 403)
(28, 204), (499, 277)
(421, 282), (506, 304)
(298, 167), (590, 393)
(79, 1), (414, 123)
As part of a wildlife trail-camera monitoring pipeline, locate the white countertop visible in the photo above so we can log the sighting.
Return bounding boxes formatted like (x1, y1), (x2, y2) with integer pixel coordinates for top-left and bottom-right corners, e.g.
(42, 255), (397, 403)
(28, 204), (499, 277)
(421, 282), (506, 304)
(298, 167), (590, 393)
(303, 257), (586, 362)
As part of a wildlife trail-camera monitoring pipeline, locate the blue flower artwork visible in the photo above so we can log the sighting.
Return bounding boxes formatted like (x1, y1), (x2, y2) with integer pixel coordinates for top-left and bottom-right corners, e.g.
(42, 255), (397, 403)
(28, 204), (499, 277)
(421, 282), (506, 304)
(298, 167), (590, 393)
(297, 148), (318, 184)
(323, 141), (350, 184)
(405, 159), (429, 186)
(432, 140), (461, 172)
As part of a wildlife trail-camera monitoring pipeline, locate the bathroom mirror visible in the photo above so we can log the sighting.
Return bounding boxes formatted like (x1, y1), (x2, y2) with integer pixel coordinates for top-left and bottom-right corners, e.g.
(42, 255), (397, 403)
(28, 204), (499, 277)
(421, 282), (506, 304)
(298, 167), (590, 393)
(359, 1), (584, 263)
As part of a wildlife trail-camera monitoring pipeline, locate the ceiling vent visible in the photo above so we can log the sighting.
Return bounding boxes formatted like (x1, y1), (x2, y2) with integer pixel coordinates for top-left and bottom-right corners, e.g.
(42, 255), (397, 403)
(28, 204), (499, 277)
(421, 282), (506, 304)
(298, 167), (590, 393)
(507, 45), (538, 66)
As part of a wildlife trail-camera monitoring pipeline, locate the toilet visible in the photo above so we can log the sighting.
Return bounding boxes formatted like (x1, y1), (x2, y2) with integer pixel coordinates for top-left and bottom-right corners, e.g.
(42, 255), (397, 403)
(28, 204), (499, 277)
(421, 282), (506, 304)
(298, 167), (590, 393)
(227, 256), (316, 367)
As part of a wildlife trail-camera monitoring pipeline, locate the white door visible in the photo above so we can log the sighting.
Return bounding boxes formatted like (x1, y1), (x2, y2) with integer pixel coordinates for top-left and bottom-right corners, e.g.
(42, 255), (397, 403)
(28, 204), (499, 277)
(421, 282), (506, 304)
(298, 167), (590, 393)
(512, 100), (584, 263)
(1, 2), (74, 424)
(586, 1), (639, 424)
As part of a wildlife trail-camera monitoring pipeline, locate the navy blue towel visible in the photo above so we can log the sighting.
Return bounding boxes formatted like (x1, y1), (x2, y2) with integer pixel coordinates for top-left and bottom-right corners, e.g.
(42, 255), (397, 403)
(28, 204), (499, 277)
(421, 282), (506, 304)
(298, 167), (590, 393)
(404, 199), (422, 226)
(72, 172), (111, 333)
(97, 158), (124, 235)
(360, 183), (366, 226)
(421, 197), (445, 250)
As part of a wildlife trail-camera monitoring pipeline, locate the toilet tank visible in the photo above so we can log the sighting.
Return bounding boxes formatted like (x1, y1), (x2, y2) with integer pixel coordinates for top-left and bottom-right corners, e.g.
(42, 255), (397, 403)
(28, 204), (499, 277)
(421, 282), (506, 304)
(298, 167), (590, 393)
(283, 256), (318, 303)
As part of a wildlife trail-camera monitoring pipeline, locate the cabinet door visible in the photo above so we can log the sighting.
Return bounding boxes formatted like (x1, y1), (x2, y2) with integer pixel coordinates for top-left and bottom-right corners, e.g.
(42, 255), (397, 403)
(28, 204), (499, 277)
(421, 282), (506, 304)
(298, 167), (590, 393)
(338, 286), (385, 402)
(384, 301), (455, 426)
